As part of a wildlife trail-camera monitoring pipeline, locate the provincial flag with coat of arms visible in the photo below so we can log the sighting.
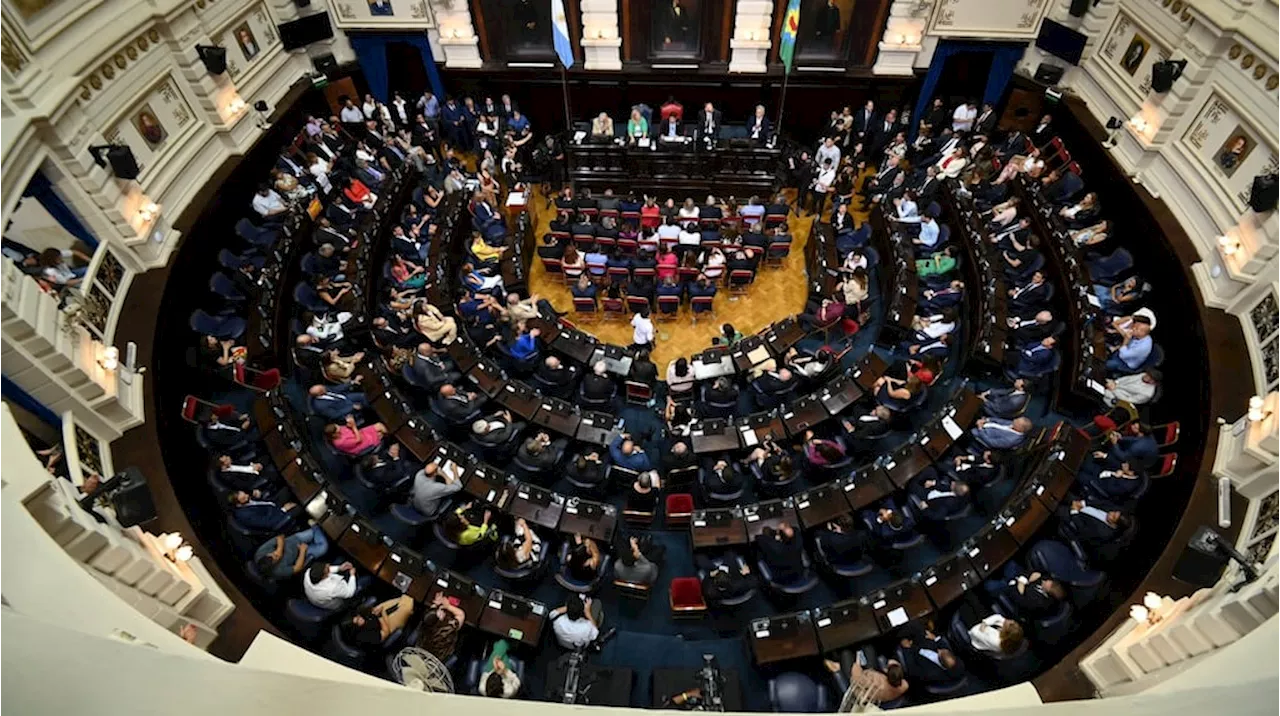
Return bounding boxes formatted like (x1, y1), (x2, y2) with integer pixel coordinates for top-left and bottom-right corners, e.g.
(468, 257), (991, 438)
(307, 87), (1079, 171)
(779, 0), (801, 74)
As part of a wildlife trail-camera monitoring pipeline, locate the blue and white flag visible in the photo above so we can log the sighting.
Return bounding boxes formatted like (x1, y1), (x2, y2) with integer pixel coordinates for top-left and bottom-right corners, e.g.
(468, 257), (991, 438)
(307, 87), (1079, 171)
(552, 0), (574, 69)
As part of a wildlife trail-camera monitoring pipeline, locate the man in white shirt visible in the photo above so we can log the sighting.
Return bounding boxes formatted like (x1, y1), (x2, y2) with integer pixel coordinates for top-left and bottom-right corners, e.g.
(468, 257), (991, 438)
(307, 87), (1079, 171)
(631, 307), (655, 349)
(339, 98), (364, 125)
(816, 136), (841, 168)
(1103, 369), (1160, 406)
(913, 214), (940, 249)
(657, 218), (681, 242)
(252, 185), (288, 220)
(303, 561), (361, 610)
(551, 596), (601, 649)
(951, 101), (977, 133)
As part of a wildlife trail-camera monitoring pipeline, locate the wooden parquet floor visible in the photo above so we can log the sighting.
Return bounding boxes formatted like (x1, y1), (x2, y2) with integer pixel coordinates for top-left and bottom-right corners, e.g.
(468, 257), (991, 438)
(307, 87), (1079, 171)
(523, 185), (873, 369)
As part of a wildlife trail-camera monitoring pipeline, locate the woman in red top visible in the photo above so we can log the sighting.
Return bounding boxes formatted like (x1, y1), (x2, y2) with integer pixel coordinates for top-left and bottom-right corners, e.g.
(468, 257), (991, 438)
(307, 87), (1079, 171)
(640, 196), (661, 230)
(344, 178), (377, 208)
(656, 247), (679, 281)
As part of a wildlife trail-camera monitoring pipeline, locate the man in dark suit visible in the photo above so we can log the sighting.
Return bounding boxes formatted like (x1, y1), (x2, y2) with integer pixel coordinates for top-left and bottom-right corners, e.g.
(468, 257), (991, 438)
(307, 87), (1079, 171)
(754, 523), (806, 582)
(908, 467), (970, 521)
(410, 343), (462, 390)
(517, 432), (564, 471)
(697, 552), (756, 605)
(701, 376), (739, 406)
(662, 440), (698, 473)
(1010, 336), (1058, 377)
(433, 383), (482, 424)
(987, 567), (1067, 620)
(1009, 310), (1058, 345)
(1008, 271), (1050, 317)
(817, 515), (870, 564)
(581, 361), (616, 401)
(308, 384), (366, 422)
(865, 505), (916, 546)
(660, 112), (685, 141)
(470, 410), (522, 451)
(703, 458), (744, 494)
(851, 100), (877, 142)
(899, 624), (966, 686)
(973, 103), (997, 136)
(945, 450), (1001, 486)
(919, 279), (964, 314)
(980, 379), (1029, 418)
(842, 406), (892, 443)
(229, 490), (299, 533)
(753, 368), (796, 398)
(1063, 499), (1132, 550)
(360, 444), (416, 492)
(535, 355), (576, 393)
(1030, 114), (1054, 146)
(747, 105), (772, 143)
(867, 109), (898, 156)
(697, 102), (722, 143)
(914, 165), (942, 205)
(862, 156), (901, 198)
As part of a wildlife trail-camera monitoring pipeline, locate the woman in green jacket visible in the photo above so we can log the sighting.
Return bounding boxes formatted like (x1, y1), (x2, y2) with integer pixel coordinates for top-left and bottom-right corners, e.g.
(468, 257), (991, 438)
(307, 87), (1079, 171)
(627, 108), (648, 143)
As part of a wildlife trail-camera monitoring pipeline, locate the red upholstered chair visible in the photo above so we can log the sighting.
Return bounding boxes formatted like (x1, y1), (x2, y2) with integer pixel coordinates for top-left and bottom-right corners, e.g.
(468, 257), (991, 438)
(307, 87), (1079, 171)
(625, 380), (653, 405)
(665, 493), (695, 527)
(601, 297), (627, 321)
(626, 295), (651, 314)
(1154, 421), (1181, 450)
(572, 297), (599, 321)
(541, 257), (564, 282)
(669, 577), (707, 617)
(1152, 453), (1178, 479)
(614, 579), (652, 600)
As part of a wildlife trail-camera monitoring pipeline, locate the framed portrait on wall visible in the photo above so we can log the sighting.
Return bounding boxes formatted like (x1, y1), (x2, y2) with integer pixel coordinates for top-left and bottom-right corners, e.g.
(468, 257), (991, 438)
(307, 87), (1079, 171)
(794, 0), (855, 62)
(651, 0), (701, 59)
(234, 22), (259, 61)
(478, 0), (557, 62)
(131, 105), (168, 150)
(1215, 127), (1255, 178)
(1120, 33), (1149, 76)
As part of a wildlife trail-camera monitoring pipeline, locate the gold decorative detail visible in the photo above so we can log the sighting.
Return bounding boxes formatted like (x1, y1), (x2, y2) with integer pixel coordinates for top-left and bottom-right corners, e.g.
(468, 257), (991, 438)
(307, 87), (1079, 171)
(1161, 0), (1171, 6)
(0, 28), (28, 73)
(1229, 44), (1242, 60)
(113, 53), (127, 69)
(89, 74), (102, 89)
(101, 63), (114, 79)
(1170, 0), (1181, 12)
(196, 0), (206, 7)
(1268, 74), (1278, 91)
(74, 426), (104, 476)
(125, 45), (137, 60)
(138, 36), (149, 51)
(1180, 10), (1190, 22)
(148, 29), (160, 43)
(1242, 53), (1255, 69)
(1255, 64), (1268, 80)
(80, 86), (92, 100)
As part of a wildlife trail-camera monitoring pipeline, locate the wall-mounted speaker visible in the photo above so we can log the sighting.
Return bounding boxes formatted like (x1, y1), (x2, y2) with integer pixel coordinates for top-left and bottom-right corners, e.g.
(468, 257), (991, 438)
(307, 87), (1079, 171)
(89, 145), (141, 180)
(1249, 173), (1278, 213)
(1034, 63), (1065, 85)
(1172, 526), (1232, 588)
(1150, 59), (1187, 93)
(1068, 0), (1089, 17)
(312, 52), (338, 77)
(196, 45), (227, 75)
(295, 0), (311, 6)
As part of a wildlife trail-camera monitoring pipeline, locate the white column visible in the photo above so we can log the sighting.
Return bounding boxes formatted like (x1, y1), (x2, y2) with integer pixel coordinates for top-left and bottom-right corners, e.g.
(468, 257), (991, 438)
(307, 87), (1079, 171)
(728, 0), (772, 74)
(430, 0), (482, 69)
(580, 0), (621, 71)
(873, 0), (932, 76)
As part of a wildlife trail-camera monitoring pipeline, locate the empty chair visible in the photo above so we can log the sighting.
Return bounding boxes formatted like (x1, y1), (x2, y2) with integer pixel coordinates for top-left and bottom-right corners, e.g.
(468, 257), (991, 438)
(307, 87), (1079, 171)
(756, 550), (819, 595)
(189, 309), (246, 340)
(1087, 248), (1133, 284)
(668, 576), (708, 617)
(285, 597), (347, 643)
(218, 247), (265, 272)
(767, 672), (831, 713)
(813, 531), (874, 578)
(209, 273), (247, 302)
(293, 282), (329, 314)
(235, 218), (279, 249)
(1026, 539), (1108, 609)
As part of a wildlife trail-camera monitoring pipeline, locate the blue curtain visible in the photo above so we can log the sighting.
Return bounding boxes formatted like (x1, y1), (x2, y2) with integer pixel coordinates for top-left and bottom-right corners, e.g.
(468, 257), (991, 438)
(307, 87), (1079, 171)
(348, 33), (445, 105)
(911, 40), (1027, 138)
(21, 171), (98, 250)
(2, 375), (62, 428)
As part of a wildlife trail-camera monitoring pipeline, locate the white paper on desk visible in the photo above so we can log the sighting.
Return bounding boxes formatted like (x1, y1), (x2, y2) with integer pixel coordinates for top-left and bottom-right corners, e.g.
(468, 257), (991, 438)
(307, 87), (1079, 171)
(746, 346), (771, 365)
(941, 416), (963, 440)
(817, 617), (833, 627)
(1085, 293), (1102, 308)
(573, 131), (587, 142)
(487, 489), (497, 502)
(797, 501), (811, 509)
(924, 576), (937, 586)
(872, 599), (887, 609)
(638, 137), (651, 148)
(440, 461), (461, 481)
(1087, 379), (1106, 394)
(740, 427), (760, 447)
(693, 520), (707, 527)
(755, 630), (771, 638)
(506, 192), (525, 206)
(886, 607), (909, 627)
(746, 514), (760, 522)
(488, 600), (504, 609)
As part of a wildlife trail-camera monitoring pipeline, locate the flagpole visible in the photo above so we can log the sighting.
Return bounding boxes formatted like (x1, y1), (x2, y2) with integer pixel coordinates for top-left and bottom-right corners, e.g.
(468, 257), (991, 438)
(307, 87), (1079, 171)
(560, 61), (574, 193)
(776, 70), (791, 140)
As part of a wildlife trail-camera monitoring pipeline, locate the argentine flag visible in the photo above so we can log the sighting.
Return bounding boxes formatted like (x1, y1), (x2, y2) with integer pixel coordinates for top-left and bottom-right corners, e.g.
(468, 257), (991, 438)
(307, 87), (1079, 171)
(552, 0), (574, 69)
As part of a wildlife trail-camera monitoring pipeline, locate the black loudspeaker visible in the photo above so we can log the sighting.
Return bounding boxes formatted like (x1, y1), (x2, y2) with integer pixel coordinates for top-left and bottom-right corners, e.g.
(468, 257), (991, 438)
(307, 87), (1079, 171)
(1150, 60), (1186, 93)
(196, 45), (227, 75)
(1034, 63), (1065, 85)
(90, 145), (140, 180)
(106, 468), (158, 530)
(295, 0), (311, 6)
(1172, 526), (1232, 588)
(1068, 0), (1089, 17)
(313, 52), (338, 77)
(1249, 174), (1278, 213)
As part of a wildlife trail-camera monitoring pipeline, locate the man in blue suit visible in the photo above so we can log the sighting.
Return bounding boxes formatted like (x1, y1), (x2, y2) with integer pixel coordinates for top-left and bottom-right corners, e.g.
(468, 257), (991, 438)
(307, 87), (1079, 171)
(979, 378), (1029, 418)
(308, 384), (366, 421)
(971, 416), (1034, 450)
(1011, 336), (1058, 377)
(229, 490), (299, 533)
(609, 432), (652, 472)
(1095, 423), (1160, 471)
